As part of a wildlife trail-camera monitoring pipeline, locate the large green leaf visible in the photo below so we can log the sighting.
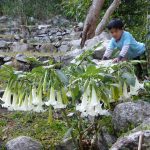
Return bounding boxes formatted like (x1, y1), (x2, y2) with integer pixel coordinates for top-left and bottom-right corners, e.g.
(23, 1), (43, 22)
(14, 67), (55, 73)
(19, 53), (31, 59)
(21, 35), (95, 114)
(56, 70), (69, 86)
(122, 72), (136, 86)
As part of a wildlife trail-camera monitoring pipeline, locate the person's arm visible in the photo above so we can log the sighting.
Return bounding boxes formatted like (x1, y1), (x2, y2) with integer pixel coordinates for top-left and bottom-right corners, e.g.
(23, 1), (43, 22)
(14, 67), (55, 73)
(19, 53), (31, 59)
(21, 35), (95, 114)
(113, 33), (131, 63)
(118, 45), (129, 60)
(103, 39), (115, 60)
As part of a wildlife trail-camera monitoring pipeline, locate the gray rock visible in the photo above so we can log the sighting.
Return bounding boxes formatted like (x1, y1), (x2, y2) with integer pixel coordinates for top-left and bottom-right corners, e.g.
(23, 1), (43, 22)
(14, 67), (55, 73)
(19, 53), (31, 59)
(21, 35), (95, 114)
(112, 101), (150, 132)
(6, 136), (43, 150)
(40, 43), (57, 53)
(59, 45), (70, 52)
(132, 118), (150, 132)
(37, 34), (47, 37)
(12, 42), (28, 52)
(84, 32), (110, 51)
(55, 139), (74, 150)
(50, 28), (58, 35)
(61, 48), (84, 65)
(4, 61), (13, 66)
(101, 127), (117, 148)
(93, 40), (110, 59)
(15, 54), (27, 63)
(110, 130), (150, 150)
(57, 36), (63, 41)
(69, 39), (81, 49)
(56, 32), (62, 36)
(54, 41), (61, 48)
(0, 16), (8, 23)
(0, 40), (7, 48)
(14, 35), (20, 40)
(4, 57), (12, 62)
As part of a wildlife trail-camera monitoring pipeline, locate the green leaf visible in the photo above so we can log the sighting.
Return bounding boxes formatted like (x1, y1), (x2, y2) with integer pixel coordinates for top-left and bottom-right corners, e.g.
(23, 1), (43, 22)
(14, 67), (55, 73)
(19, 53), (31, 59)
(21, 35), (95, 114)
(48, 107), (53, 126)
(111, 86), (120, 101)
(62, 88), (68, 104)
(56, 70), (69, 86)
(122, 72), (136, 86)
(63, 127), (73, 141)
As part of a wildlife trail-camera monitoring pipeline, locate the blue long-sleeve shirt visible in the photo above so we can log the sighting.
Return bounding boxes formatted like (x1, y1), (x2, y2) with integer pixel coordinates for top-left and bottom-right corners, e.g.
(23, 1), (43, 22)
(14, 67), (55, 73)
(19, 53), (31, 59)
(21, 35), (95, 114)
(104, 31), (145, 59)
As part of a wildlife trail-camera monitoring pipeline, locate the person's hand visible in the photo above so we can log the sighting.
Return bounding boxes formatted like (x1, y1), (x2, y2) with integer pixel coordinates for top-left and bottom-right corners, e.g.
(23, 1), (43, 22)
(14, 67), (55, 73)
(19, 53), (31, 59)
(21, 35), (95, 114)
(112, 58), (119, 63)
(102, 56), (108, 60)
(120, 57), (127, 62)
(113, 57), (127, 63)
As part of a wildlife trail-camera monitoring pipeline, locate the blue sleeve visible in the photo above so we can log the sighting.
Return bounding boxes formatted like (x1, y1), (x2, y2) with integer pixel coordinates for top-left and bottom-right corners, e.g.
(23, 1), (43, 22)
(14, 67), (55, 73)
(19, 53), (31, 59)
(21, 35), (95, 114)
(123, 33), (131, 45)
(108, 38), (115, 49)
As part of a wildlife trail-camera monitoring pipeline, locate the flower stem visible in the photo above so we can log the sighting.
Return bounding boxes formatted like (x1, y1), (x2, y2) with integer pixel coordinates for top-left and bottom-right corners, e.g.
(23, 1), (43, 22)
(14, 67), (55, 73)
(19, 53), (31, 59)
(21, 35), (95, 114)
(62, 109), (78, 149)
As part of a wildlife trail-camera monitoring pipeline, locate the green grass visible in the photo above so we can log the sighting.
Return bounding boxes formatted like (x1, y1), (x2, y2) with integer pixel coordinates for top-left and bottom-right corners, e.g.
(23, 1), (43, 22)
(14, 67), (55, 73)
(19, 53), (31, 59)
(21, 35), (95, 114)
(0, 111), (68, 149)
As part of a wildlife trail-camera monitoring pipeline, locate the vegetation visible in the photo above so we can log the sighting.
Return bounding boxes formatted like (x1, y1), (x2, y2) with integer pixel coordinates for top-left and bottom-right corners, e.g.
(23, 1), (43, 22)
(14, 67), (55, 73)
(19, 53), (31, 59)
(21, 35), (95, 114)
(0, 0), (149, 42)
(0, 48), (148, 149)
(0, 0), (149, 149)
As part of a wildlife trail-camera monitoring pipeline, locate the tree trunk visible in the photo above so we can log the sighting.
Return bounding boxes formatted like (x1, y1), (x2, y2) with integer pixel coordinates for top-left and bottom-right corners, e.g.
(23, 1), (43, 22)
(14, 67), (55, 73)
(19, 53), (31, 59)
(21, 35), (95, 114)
(80, 0), (105, 48)
(95, 0), (121, 36)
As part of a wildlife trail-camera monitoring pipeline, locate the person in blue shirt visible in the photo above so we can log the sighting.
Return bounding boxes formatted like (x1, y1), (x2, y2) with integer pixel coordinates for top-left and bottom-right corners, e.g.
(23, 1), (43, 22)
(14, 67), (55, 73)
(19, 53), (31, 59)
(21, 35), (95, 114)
(103, 19), (146, 63)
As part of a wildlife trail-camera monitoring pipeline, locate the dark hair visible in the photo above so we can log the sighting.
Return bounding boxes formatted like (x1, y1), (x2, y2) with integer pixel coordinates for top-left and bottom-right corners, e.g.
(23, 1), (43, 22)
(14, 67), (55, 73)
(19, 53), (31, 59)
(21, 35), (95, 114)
(107, 19), (124, 30)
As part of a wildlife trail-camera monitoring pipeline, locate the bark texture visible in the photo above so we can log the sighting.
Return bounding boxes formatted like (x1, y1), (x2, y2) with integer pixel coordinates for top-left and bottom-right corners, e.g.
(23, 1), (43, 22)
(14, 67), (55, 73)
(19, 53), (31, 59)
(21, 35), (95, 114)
(80, 0), (105, 48)
(95, 0), (121, 36)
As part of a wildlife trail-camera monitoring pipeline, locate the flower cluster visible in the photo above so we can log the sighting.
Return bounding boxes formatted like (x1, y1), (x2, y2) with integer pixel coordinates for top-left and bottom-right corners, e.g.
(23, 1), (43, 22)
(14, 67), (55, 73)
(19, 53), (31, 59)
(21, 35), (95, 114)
(76, 86), (110, 117)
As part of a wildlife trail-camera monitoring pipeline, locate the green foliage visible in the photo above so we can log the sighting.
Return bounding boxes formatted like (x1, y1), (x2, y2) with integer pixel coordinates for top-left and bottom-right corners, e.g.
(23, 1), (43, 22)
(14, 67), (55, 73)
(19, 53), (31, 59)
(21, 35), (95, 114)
(61, 0), (92, 21)
(0, 0), (62, 20)
(0, 111), (68, 149)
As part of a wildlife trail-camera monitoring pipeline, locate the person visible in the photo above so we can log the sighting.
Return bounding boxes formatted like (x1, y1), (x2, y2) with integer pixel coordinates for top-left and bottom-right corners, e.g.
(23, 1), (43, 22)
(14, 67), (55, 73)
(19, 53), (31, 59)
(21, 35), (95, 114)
(102, 19), (146, 63)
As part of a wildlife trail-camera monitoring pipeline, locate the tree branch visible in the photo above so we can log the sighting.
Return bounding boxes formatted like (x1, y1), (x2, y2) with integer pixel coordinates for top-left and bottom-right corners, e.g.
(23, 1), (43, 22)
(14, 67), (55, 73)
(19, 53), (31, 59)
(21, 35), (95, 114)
(95, 0), (121, 36)
(80, 0), (105, 48)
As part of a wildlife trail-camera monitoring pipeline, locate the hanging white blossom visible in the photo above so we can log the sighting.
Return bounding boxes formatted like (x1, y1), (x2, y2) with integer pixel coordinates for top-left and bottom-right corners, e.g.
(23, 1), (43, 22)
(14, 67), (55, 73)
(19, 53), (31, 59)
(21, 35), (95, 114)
(1, 87), (12, 108)
(129, 76), (144, 96)
(8, 93), (18, 111)
(45, 86), (57, 106)
(76, 88), (89, 112)
(53, 91), (66, 109)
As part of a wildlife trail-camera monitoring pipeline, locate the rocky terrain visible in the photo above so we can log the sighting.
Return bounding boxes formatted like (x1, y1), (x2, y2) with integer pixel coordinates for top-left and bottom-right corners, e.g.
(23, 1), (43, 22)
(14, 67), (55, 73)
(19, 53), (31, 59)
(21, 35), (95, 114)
(0, 15), (111, 71)
(0, 15), (150, 150)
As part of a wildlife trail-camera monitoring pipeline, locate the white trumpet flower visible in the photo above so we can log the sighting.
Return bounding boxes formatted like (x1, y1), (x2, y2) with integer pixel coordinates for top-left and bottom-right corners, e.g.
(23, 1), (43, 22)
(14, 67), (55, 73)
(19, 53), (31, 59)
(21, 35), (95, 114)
(89, 86), (99, 106)
(1, 88), (12, 108)
(129, 77), (144, 96)
(45, 87), (57, 106)
(8, 93), (18, 111)
(28, 93), (35, 111)
(122, 82), (130, 99)
(32, 87), (38, 105)
(36, 89), (43, 105)
(19, 95), (29, 111)
(54, 91), (66, 109)
(95, 103), (110, 116)
(76, 90), (89, 112)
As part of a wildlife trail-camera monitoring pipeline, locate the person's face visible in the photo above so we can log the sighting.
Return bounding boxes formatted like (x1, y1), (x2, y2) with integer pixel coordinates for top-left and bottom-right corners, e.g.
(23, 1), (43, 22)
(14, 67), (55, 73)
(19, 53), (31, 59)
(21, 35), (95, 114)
(109, 28), (123, 40)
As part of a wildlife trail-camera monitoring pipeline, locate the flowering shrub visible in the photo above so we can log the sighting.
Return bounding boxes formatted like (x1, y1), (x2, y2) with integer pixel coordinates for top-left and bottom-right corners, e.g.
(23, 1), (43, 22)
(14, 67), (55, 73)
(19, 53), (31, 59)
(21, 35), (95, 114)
(0, 51), (145, 148)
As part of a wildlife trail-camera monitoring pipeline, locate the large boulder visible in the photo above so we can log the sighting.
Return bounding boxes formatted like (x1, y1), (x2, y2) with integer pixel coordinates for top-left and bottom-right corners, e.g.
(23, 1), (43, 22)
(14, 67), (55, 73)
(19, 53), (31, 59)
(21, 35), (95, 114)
(95, 127), (117, 150)
(58, 44), (70, 52)
(0, 40), (7, 48)
(55, 139), (74, 150)
(61, 48), (84, 65)
(110, 130), (150, 150)
(11, 42), (28, 52)
(83, 32), (111, 59)
(112, 101), (150, 132)
(39, 43), (57, 53)
(69, 39), (81, 49)
(5, 136), (43, 150)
